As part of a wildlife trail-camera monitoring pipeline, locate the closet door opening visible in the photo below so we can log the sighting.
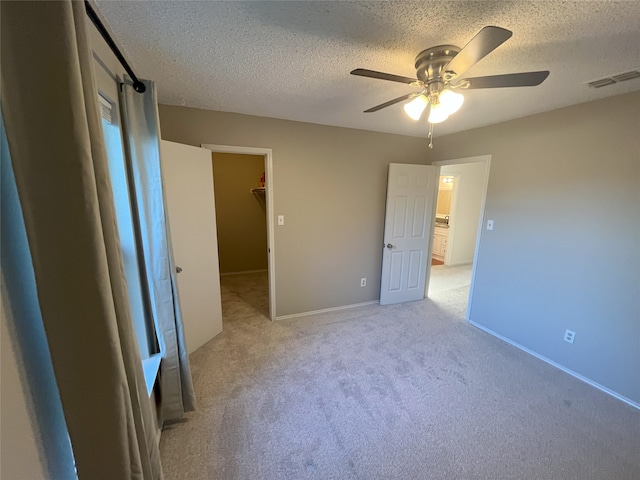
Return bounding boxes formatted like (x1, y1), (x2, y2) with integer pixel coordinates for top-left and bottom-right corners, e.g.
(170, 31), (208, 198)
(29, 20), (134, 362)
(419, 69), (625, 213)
(202, 145), (275, 321)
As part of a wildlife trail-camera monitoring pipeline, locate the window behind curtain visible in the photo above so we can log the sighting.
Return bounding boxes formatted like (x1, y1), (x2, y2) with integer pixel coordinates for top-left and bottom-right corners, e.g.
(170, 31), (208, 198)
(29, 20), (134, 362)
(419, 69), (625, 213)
(98, 91), (155, 359)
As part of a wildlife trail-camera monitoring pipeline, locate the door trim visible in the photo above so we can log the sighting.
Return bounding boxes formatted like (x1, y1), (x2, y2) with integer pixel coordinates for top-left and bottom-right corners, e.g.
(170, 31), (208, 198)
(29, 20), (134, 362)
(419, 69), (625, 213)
(431, 155), (491, 322)
(201, 144), (276, 320)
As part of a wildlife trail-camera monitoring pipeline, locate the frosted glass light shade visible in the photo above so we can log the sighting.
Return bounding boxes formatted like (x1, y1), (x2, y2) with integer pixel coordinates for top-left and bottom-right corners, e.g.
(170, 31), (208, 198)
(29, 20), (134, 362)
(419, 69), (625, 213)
(439, 89), (464, 115)
(428, 102), (449, 123)
(403, 95), (429, 121)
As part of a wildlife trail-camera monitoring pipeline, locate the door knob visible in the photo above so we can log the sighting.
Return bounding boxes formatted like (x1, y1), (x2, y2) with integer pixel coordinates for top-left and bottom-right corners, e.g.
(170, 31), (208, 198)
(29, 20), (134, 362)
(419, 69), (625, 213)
(385, 243), (394, 249)
(176, 266), (183, 274)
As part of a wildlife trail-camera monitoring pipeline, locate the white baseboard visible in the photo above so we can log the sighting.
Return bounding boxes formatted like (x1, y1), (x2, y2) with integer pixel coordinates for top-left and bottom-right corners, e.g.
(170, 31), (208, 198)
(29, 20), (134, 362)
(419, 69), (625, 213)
(468, 320), (640, 410)
(275, 301), (379, 321)
(220, 269), (268, 276)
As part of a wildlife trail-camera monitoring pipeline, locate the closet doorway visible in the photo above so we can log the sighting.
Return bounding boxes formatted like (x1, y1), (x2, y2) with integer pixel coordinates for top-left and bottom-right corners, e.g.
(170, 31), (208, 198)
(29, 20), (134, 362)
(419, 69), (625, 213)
(202, 144), (275, 321)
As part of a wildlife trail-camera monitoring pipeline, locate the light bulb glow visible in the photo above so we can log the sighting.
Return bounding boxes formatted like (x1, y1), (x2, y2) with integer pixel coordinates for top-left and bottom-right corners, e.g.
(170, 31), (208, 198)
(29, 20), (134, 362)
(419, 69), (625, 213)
(439, 89), (464, 115)
(428, 102), (449, 123)
(403, 95), (429, 121)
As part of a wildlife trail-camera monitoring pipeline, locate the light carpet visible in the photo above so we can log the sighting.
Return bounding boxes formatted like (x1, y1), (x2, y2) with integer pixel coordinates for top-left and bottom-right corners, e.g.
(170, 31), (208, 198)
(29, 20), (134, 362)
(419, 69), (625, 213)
(160, 270), (640, 479)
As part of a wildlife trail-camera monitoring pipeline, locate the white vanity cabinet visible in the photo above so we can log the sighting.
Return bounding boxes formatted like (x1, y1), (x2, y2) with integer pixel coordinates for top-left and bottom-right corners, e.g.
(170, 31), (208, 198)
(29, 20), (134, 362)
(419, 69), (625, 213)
(432, 226), (449, 262)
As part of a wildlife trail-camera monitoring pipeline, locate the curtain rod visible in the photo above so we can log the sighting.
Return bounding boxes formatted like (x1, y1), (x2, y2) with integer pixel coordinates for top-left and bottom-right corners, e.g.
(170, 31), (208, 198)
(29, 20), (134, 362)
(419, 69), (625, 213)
(84, 1), (146, 93)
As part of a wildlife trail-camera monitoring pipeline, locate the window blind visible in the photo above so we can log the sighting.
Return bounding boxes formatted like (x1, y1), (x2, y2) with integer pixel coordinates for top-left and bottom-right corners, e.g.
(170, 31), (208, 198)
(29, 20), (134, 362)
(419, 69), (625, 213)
(98, 93), (114, 124)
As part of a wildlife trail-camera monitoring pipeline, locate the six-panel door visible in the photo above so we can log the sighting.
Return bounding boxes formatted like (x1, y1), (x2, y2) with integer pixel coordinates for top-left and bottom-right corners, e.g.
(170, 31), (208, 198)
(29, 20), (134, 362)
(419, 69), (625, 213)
(380, 164), (438, 305)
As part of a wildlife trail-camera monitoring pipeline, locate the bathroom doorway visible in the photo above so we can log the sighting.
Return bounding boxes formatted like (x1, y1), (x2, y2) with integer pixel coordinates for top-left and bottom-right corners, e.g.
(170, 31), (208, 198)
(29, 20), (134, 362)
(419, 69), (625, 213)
(428, 155), (490, 321)
(432, 174), (457, 266)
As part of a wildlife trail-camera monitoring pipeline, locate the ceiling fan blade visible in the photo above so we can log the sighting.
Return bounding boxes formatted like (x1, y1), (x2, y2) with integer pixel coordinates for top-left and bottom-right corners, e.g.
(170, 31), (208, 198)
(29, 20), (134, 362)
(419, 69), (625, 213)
(364, 93), (415, 113)
(459, 71), (550, 89)
(444, 26), (513, 77)
(351, 68), (418, 85)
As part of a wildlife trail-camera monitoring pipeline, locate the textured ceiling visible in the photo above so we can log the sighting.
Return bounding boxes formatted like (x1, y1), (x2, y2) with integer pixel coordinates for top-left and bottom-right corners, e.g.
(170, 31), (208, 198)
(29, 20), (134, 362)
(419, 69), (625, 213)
(95, 1), (640, 137)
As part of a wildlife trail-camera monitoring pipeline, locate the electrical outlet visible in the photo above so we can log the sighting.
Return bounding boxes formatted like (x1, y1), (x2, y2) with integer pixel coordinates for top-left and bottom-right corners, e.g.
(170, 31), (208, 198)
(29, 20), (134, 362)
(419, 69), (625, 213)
(360, 278), (366, 287)
(564, 329), (576, 344)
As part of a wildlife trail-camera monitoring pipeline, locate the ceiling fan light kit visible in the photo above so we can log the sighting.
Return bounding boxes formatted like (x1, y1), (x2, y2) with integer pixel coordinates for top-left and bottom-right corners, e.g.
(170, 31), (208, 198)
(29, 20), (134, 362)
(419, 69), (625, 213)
(439, 89), (464, 115)
(403, 95), (429, 120)
(351, 26), (550, 147)
(403, 88), (464, 123)
(427, 100), (451, 124)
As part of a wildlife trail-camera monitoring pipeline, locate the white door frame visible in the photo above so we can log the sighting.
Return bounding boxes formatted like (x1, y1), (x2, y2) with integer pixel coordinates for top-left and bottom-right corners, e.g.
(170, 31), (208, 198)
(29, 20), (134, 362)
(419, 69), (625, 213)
(201, 144), (276, 320)
(430, 155), (491, 322)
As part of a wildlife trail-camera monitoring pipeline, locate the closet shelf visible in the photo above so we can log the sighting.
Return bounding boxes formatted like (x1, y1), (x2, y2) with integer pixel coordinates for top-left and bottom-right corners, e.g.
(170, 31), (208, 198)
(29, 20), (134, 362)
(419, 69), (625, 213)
(250, 187), (266, 194)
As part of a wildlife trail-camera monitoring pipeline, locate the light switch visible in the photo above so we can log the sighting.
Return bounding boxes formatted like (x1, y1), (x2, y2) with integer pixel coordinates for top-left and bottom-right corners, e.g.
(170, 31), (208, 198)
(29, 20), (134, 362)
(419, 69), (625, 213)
(277, 215), (285, 226)
(487, 219), (494, 230)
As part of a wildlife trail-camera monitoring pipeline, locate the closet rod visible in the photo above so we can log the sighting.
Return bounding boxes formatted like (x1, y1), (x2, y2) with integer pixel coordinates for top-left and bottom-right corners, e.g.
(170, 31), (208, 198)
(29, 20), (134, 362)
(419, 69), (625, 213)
(85, 1), (146, 93)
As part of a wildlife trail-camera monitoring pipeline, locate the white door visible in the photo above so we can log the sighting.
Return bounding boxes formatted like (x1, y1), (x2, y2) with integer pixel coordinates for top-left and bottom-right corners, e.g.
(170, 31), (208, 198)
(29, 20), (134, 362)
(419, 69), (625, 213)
(380, 163), (439, 305)
(160, 140), (223, 354)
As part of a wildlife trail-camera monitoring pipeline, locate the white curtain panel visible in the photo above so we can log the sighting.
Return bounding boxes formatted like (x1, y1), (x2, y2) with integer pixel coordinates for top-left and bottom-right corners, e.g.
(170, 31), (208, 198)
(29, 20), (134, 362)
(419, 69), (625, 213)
(119, 79), (196, 422)
(1, 1), (161, 478)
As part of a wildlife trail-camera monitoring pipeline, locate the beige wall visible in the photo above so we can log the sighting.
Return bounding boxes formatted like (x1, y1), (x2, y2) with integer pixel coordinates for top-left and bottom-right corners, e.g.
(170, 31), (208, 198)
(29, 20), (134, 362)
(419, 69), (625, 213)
(158, 106), (429, 316)
(212, 153), (268, 273)
(429, 91), (640, 405)
(436, 189), (452, 215)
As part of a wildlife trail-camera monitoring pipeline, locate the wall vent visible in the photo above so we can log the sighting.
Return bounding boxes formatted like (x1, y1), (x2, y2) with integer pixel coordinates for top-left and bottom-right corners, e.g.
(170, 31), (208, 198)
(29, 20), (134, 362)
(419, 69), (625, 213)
(587, 69), (640, 88)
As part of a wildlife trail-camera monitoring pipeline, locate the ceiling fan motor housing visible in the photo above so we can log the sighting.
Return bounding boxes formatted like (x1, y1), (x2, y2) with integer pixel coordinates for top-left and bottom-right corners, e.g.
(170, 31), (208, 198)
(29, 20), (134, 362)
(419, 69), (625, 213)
(414, 45), (460, 84)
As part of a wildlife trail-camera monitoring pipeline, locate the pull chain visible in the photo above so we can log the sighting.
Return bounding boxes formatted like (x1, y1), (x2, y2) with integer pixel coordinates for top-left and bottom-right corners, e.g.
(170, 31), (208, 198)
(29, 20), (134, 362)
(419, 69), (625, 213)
(428, 122), (434, 149)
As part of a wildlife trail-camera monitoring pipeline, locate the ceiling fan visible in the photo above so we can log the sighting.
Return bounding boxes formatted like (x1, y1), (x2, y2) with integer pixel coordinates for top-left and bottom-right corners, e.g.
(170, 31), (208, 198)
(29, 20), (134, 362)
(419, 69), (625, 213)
(351, 26), (549, 143)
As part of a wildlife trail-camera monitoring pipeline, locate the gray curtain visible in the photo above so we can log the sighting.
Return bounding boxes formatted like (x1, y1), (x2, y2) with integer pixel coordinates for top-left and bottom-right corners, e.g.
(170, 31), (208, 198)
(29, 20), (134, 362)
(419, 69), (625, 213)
(120, 79), (196, 422)
(1, 1), (161, 478)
